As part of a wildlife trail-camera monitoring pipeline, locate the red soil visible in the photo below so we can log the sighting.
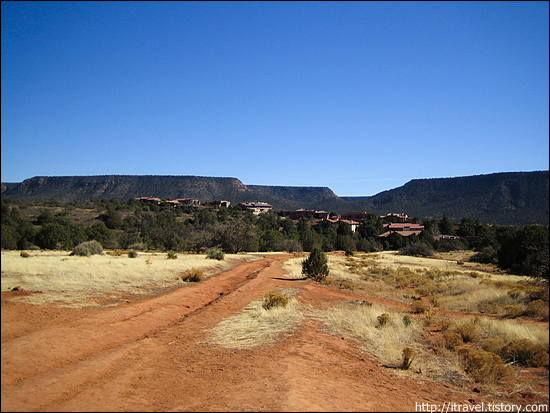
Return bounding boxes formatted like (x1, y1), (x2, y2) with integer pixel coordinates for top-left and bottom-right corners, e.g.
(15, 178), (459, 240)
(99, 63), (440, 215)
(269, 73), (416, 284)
(1, 254), (547, 411)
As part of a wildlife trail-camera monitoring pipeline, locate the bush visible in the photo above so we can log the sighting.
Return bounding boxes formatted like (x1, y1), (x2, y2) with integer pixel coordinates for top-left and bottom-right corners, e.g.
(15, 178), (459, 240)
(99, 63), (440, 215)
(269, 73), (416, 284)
(504, 305), (526, 318)
(402, 315), (413, 327)
(457, 347), (515, 384)
(167, 250), (177, 259)
(500, 339), (549, 367)
(20, 251), (31, 258)
(377, 313), (391, 327)
(206, 247), (224, 260)
(455, 323), (480, 343)
(262, 290), (289, 310)
(301, 246), (329, 282)
(470, 246), (498, 264)
(128, 242), (147, 251)
(128, 249), (138, 258)
(481, 337), (506, 355)
(410, 300), (428, 314)
(71, 240), (104, 256)
(181, 268), (204, 282)
(443, 332), (464, 350)
(524, 299), (549, 320)
(399, 243), (434, 257)
(402, 346), (417, 370)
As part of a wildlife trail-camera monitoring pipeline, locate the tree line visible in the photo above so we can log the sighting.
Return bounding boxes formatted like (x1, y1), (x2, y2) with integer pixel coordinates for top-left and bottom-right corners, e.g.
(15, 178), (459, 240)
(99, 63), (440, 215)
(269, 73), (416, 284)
(1, 197), (548, 281)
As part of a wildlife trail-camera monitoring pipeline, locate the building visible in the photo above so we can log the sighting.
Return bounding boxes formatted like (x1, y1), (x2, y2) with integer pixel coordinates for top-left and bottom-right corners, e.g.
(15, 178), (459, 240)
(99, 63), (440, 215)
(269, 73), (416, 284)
(135, 196), (162, 204)
(340, 211), (371, 221)
(210, 200), (231, 208)
(378, 222), (424, 239)
(321, 217), (361, 233)
(379, 213), (409, 223)
(289, 209), (330, 220)
(238, 202), (273, 215)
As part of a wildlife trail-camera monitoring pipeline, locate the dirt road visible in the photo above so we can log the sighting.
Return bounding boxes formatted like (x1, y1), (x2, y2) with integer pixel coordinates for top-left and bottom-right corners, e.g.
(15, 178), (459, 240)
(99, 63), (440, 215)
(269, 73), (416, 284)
(2, 254), (486, 411)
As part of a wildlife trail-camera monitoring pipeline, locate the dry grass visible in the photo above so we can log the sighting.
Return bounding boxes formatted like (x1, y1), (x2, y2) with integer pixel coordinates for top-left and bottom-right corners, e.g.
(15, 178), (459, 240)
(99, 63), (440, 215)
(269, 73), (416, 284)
(204, 288), (303, 349)
(1, 250), (260, 307)
(310, 301), (420, 366)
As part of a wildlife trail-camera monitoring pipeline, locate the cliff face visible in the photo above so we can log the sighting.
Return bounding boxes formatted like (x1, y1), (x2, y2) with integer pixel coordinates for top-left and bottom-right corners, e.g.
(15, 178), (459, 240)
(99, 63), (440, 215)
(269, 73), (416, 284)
(0, 175), (340, 211)
(2, 171), (548, 226)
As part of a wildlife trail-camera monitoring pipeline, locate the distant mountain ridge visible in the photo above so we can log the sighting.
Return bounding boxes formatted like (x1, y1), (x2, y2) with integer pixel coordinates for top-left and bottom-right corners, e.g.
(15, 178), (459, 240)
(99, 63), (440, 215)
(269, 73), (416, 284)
(2, 171), (548, 226)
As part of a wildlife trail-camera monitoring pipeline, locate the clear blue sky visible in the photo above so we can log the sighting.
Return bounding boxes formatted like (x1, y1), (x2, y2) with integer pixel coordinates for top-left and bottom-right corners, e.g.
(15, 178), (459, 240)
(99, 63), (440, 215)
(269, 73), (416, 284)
(2, 1), (548, 196)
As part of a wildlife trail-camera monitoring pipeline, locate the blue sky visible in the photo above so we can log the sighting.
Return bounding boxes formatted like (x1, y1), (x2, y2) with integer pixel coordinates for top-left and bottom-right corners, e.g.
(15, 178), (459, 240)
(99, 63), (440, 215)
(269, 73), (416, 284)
(2, 1), (548, 196)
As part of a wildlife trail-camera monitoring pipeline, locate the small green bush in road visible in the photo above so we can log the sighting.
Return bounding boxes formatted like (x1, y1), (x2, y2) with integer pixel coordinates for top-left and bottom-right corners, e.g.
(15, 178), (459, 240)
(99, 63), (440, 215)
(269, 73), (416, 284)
(402, 346), (417, 370)
(181, 268), (204, 282)
(128, 249), (138, 258)
(167, 250), (177, 259)
(262, 290), (289, 310)
(301, 247), (329, 282)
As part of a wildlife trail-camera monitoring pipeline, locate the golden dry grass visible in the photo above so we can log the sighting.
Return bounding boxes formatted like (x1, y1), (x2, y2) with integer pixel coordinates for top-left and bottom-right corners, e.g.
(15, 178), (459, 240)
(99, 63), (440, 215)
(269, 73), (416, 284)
(1, 250), (261, 307)
(204, 288), (303, 349)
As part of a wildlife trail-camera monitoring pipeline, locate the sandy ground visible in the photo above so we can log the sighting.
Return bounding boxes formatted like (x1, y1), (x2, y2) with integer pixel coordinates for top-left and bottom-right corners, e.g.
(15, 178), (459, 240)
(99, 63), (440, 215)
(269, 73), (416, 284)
(1, 252), (548, 412)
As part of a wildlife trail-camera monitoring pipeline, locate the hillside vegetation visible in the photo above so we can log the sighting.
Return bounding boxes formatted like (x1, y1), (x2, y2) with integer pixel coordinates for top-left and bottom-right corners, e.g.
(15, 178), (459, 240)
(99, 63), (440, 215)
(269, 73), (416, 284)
(2, 171), (548, 225)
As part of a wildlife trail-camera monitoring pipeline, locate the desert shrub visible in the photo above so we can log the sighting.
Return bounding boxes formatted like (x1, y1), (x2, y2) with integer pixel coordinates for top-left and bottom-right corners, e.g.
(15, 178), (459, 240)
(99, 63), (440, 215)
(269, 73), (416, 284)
(504, 304), (526, 318)
(457, 347), (515, 384)
(166, 250), (177, 259)
(128, 249), (138, 258)
(470, 246), (498, 264)
(402, 315), (413, 327)
(410, 300), (428, 314)
(402, 346), (417, 370)
(71, 240), (104, 256)
(128, 242), (147, 251)
(20, 251), (31, 258)
(181, 268), (204, 283)
(262, 290), (289, 310)
(481, 337), (506, 355)
(206, 247), (224, 260)
(455, 323), (480, 343)
(301, 246), (329, 282)
(444, 332), (464, 350)
(524, 299), (549, 319)
(377, 313), (391, 327)
(399, 243), (434, 257)
(500, 339), (549, 367)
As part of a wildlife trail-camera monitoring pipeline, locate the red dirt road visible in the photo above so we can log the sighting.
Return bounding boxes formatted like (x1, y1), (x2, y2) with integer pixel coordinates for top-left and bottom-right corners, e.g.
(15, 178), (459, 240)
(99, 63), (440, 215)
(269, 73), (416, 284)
(1, 255), (505, 411)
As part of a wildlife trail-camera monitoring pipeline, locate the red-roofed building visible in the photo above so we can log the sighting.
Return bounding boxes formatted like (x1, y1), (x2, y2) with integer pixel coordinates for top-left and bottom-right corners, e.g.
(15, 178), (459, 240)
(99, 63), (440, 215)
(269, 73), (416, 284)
(378, 222), (424, 238)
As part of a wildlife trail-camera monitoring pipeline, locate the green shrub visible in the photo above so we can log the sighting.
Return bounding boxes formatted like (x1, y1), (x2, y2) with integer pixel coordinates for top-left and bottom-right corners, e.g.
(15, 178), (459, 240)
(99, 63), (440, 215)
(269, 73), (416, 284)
(128, 242), (147, 251)
(128, 249), (138, 258)
(399, 243), (434, 257)
(181, 268), (204, 282)
(402, 315), (413, 327)
(470, 246), (498, 264)
(402, 346), (417, 370)
(72, 240), (104, 256)
(206, 247), (224, 260)
(167, 250), (177, 259)
(500, 339), (549, 367)
(262, 290), (289, 310)
(457, 347), (515, 384)
(301, 247), (329, 282)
